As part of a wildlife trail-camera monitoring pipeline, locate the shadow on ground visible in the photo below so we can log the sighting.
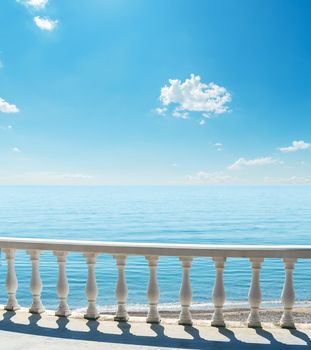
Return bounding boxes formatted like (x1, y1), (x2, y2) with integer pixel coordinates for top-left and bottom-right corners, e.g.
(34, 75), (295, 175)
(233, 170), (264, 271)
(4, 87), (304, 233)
(0, 311), (310, 350)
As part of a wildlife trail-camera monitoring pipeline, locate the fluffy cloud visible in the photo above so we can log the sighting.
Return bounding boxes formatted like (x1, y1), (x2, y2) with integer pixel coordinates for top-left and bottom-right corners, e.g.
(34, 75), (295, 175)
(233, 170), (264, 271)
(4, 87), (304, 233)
(186, 171), (237, 184)
(0, 98), (19, 113)
(157, 74), (231, 120)
(279, 140), (311, 153)
(228, 157), (279, 170)
(34, 16), (58, 31)
(12, 147), (21, 153)
(18, 0), (48, 9)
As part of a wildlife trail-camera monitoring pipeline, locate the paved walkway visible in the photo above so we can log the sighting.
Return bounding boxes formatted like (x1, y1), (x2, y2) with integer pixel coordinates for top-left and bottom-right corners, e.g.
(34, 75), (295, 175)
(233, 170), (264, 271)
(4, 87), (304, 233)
(0, 309), (310, 349)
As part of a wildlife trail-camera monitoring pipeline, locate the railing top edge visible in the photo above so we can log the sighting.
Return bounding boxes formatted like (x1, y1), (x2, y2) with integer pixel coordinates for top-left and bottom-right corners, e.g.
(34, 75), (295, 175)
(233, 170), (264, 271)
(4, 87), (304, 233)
(0, 236), (311, 258)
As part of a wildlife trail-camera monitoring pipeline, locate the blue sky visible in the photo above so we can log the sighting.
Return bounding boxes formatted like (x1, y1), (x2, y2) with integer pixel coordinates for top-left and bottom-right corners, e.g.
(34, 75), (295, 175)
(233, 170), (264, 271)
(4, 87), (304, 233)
(0, 0), (310, 185)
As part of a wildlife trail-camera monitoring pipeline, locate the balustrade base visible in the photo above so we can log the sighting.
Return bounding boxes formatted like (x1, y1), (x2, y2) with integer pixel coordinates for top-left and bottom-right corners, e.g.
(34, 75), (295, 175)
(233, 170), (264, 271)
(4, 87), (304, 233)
(178, 320), (193, 326)
(280, 321), (296, 329)
(211, 320), (226, 327)
(179, 306), (192, 326)
(84, 313), (100, 320)
(247, 322), (262, 328)
(30, 307), (45, 314)
(211, 308), (225, 327)
(147, 306), (161, 324)
(280, 309), (295, 329)
(114, 315), (129, 322)
(146, 317), (161, 324)
(247, 309), (262, 328)
(29, 298), (45, 314)
(4, 305), (20, 312)
(5, 295), (20, 312)
(55, 310), (72, 317)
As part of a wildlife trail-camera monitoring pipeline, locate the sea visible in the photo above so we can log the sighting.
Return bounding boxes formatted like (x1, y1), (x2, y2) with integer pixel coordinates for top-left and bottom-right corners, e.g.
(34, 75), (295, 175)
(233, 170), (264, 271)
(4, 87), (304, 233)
(0, 185), (310, 312)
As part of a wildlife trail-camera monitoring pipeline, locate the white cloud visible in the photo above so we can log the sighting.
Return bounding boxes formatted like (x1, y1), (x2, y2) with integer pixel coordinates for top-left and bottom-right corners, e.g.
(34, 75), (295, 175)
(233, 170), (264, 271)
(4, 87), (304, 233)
(279, 140), (311, 153)
(159, 74), (231, 120)
(0, 98), (19, 113)
(211, 142), (223, 151)
(186, 171), (238, 184)
(34, 16), (58, 31)
(199, 119), (205, 125)
(228, 157), (280, 170)
(202, 113), (212, 119)
(0, 171), (94, 185)
(172, 110), (189, 119)
(264, 176), (311, 184)
(61, 173), (93, 179)
(18, 0), (48, 9)
(12, 147), (21, 153)
(155, 107), (167, 116)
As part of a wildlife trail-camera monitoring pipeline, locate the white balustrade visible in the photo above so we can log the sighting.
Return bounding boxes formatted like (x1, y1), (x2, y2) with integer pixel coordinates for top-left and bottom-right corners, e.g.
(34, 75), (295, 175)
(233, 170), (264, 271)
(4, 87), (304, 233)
(146, 255), (160, 323)
(27, 250), (45, 314)
(114, 254), (129, 321)
(247, 258), (263, 327)
(211, 257), (226, 327)
(84, 252), (99, 319)
(4, 248), (20, 311)
(178, 257), (193, 325)
(0, 237), (310, 328)
(54, 251), (71, 316)
(280, 258), (297, 328)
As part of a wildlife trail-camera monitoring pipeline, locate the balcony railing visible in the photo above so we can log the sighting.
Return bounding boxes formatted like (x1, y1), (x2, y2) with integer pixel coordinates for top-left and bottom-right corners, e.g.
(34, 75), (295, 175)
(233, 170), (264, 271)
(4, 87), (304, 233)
(0, 237), (311, 328)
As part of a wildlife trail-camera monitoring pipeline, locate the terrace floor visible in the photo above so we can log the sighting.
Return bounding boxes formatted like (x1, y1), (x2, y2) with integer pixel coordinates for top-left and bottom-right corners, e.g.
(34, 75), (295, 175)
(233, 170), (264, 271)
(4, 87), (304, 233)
(0, 308), (310, 350)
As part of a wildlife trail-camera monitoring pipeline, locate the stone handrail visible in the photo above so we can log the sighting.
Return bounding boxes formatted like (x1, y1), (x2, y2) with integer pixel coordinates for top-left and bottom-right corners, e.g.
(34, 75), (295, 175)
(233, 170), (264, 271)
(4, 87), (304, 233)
(1, 236), (311, 329)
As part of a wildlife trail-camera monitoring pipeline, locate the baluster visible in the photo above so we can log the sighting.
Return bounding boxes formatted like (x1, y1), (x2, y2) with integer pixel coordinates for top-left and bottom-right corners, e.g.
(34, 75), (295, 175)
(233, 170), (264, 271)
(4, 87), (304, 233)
(4, 249), (20, 311)
(178, 257), (193, 325)
(114, 254), (129, 321)
(27, 250), (45, 314)
(247, 258), (263, 327)
(146, 255), (160, 323)
(280, 258), (296, 328)
(211, 257), (226, 327)
(84, 253), (99, 319)
(54, 251), (71, 316)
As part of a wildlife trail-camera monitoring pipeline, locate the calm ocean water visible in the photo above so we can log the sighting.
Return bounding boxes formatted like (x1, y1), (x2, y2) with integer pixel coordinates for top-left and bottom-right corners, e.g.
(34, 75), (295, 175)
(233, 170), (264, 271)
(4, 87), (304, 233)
(0, 185), (310, 311)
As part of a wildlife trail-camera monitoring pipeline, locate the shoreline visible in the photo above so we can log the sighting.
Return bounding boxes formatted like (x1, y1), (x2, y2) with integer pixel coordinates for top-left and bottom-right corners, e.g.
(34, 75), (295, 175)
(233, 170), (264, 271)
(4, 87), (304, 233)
(80, 301), (311, 324)
(113, 307), (311, 324)
(2, 304), (310, 324)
